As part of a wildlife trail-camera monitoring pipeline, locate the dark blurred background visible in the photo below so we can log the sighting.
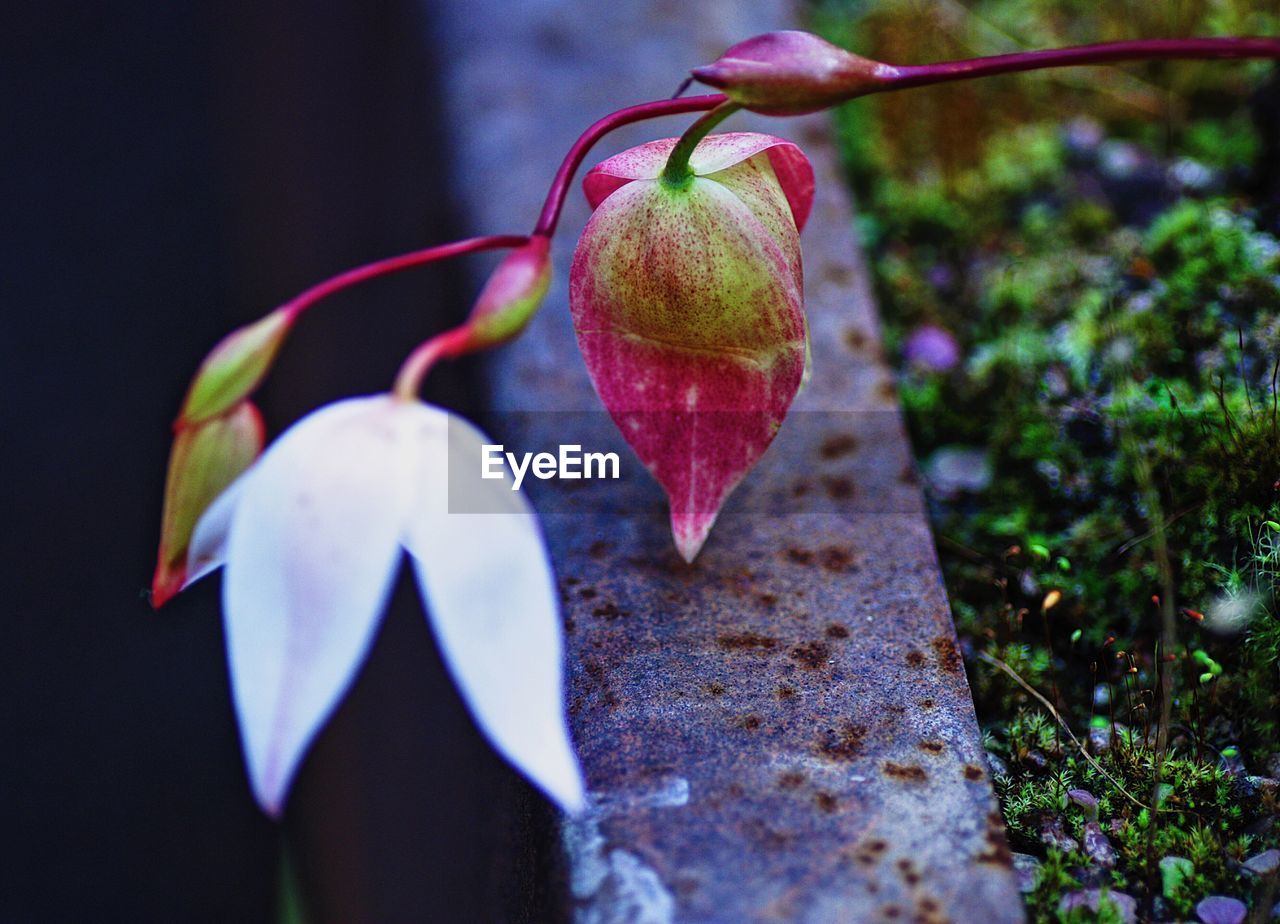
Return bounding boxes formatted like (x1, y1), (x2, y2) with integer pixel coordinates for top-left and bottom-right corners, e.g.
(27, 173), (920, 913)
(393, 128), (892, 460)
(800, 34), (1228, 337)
(3, 2), (550, 921)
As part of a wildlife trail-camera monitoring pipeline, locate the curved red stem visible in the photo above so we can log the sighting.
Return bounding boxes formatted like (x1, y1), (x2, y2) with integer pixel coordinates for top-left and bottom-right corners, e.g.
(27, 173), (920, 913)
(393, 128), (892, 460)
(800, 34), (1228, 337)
(280, 234), (530, 321)
(883, 37), (1280, 92)
(532, 94), (726, 237)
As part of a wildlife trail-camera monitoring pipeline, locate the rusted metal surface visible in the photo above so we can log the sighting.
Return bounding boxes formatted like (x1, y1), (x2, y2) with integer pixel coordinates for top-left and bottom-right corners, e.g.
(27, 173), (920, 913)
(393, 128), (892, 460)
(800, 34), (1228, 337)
(431, 1), (1024, 921)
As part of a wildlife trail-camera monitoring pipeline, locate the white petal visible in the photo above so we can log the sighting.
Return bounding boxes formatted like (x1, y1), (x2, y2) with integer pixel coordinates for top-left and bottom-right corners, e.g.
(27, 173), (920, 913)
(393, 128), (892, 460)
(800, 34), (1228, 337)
(183, 474), (247, 589)
(223, 396), (412, 816)
(401, 407), (586, 814)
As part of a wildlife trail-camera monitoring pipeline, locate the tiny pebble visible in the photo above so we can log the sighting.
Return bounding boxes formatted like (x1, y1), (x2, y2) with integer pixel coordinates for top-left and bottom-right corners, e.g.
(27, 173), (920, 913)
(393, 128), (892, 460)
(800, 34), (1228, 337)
(1244, 849), (1280, 876)
(1059, 889), (1136, 923)
(1010, 852), (1039, 893)
(1039, 815), (1078, 853)
(1068, 788), (1099, 822)
(1196, 895), (1247, 924)
(904, 323), (961, 372)
(1082, 822), (1117, 869)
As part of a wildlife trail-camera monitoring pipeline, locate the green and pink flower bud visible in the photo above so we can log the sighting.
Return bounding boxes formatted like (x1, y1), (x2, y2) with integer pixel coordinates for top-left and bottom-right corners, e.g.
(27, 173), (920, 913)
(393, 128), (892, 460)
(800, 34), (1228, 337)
(691, 31), (893, 116)
(570, 132), (813, 561)
(463, 235), (552, 349)
(391, 237), (553, 398)
(178, 307), (295, 426)
(152, 400), (264, 607)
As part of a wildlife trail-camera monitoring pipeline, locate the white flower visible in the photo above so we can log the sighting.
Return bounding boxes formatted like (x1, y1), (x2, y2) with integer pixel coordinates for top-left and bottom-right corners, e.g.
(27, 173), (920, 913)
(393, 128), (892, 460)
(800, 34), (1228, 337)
(185, 395), (585, 816)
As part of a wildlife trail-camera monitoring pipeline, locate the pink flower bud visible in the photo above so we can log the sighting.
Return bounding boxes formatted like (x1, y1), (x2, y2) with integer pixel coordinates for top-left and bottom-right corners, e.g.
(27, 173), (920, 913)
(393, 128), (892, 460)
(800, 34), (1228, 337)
(691, 31), (893, 116)
(460, 235), (552, 350)
(152, 401), (264, 607)
(570, 133), (813, 561)
(179, 308), (294, 425)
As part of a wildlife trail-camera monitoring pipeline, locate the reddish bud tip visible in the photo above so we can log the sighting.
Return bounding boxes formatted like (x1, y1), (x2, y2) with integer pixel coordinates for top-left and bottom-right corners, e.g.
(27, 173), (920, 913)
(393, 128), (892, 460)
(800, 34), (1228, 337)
(691, 30), (894, 115)
(152, 401), (264, 608)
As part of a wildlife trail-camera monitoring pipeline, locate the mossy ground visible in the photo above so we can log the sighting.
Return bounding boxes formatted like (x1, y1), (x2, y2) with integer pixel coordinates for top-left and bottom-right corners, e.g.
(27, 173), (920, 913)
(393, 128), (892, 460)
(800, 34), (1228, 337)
(817, 2), (1280, 919)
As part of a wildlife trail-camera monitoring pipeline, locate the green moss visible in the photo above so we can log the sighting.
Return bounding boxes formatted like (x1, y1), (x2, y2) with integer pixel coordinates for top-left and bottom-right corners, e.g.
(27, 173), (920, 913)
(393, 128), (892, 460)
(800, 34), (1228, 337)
(818, 1), (1280, 917)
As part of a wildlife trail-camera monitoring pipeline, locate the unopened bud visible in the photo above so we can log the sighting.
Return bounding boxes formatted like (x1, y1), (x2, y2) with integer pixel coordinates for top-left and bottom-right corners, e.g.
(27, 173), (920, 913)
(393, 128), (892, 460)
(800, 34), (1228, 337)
(691, 31), (893, 116)
(179, 308), (293, 425)
(153, 401), (264, 607)
(463, 236), (552, 349)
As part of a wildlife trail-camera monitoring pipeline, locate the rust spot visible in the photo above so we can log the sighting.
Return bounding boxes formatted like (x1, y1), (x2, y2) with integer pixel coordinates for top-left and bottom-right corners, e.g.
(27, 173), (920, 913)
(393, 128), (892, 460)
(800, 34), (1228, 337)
(919, 698), (936, 709)
(790, 640), (832, 669)
(587, 539), (611, 558)
(784, 547), (814, 566)
(564, 617), (576, 634)
(791, 480), (811, 497)
(822, 262), (853, 286)
(919, 740), (946, 755)
(738, 714), (762, 731)
(742, 818), (793, 851)
(776, 683), (798, 701)
(844, 327), (869, 352)
(878, 379), (898, 401)
(931, 636), (963, 674)
(777, 771), (806, 791)
(673, 877), (699, 899)
(976, 825), (1014, 867)
(818, 547), (855, 572)
(819, 433), (859, 459)
(815, 722), (867, 761)
(825, 623), (850, 640)
(896, 859), (923, 888)
(717, 632), (778, 653)
(823, 476), (855, 500)
(702, 682), (725, 697)
(814, 791), (838, 813)
(899, 465), (919, 485)
(756, 592), (778, 607)
(563, 576), (581, 586)
(592, 601), (625, 620)
(919, 897), (941, 914)
(883, 762), (928, 782)
(964, 764), (985, 781)
(906, 649), (927, 668)
(883, 906), (902, 919)
(578, 587), (598, 600)
(867, 839), (888, 854)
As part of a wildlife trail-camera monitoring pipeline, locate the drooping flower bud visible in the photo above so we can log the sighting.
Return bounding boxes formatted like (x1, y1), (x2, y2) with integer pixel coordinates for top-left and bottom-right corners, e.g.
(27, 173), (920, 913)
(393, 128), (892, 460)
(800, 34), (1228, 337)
(179, 308), (294, 425)
(570, 133), (814, 561)
(691, 31), (893, 116)
(152, 400), (264, 607)
(462, 235), (552, 349)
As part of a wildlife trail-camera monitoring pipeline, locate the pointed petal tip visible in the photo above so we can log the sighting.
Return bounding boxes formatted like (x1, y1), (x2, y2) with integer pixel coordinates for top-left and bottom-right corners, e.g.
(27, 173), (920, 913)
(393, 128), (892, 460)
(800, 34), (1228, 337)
(254, 787), (286, 821)
(672, 512), (716, 563)
(559, 791), (589, 817)
(150, 563), (185, 609)
(688, 63), (725, 87)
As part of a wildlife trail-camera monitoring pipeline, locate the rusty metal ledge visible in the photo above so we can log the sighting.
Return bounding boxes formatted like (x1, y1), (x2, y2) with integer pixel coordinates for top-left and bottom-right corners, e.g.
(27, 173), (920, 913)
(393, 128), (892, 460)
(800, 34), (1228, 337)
(431, 1), (1023, 920)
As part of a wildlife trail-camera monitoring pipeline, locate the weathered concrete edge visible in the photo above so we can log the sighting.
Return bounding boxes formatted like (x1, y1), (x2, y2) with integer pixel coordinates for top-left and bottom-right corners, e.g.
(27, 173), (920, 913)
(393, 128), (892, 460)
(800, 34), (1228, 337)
(429, 1), (1024, 921)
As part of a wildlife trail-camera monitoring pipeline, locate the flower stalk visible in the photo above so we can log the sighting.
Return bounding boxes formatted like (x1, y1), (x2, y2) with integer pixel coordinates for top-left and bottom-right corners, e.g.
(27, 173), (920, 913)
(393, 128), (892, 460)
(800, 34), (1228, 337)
(659, 101), (742, 188)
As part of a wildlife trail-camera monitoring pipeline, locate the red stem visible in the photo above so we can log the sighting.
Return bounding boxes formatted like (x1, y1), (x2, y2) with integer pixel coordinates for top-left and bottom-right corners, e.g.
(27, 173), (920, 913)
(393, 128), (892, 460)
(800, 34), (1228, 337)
(882, 37), (1280, 92)
(279, 234), (529, 321)
(532, 94), (726, 237)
